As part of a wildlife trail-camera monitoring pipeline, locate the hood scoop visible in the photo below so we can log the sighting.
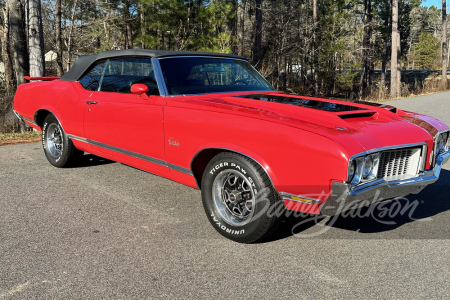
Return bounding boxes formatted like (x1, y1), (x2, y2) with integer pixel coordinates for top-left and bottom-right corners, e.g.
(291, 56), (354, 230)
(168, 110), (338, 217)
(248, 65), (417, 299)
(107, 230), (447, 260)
(337, 111), (377, 119)
(236, 94), (367, 113)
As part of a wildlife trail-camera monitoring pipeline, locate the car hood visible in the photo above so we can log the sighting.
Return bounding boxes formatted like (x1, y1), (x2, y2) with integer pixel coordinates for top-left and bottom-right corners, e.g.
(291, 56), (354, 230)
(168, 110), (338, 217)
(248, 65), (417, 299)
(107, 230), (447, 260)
(186, 92), (448, 153)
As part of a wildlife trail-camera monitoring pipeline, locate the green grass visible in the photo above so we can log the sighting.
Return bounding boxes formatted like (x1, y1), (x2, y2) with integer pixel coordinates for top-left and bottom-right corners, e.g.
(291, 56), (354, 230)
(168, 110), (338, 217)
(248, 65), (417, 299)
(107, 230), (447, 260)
(0, 131), (41, 146)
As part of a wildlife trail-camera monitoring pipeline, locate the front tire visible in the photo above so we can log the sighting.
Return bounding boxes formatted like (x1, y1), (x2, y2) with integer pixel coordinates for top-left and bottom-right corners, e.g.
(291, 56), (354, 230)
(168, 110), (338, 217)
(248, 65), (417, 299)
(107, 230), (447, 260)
(42, 114), (82, 168)
(201, 152), (282, 243)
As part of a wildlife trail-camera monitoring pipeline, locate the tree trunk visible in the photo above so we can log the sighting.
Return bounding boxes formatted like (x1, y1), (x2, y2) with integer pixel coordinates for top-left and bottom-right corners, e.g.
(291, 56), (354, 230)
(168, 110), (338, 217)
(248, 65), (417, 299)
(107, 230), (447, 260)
(442, 0), (448, 89)
(126, 21), (133, 49)
(239, 0), (246, 56)
(381, 1), (390, 86)
(360, 0), (372, 96)
(252, 0), (263, 68)
(231, 0), (238, 54)
(312, 0), (318, 95)
(125, 0), (133, 49)
(1, 3), (15, 94)
(66, 0), (77, 71)
(390, 0), (400, 98)
(55, 0), (63, 75)
(396, 14), (401, 94)
(28, 0), (45, 77)
(8, 0), (29, 86)
(8, 0), (28, 132)
(140, 4), (145, 49)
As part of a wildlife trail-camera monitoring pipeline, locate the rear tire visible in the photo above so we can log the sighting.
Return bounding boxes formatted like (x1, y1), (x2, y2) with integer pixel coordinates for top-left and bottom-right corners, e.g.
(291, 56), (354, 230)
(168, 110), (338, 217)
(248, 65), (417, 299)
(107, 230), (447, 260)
(42, 114), (83, 168)
(201, 152), (282, 243)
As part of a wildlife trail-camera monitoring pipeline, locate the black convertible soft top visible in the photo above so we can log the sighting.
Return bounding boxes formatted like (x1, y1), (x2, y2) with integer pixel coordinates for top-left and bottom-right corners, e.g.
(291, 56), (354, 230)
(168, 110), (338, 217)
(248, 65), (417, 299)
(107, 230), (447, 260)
(59, 49), (247, 81)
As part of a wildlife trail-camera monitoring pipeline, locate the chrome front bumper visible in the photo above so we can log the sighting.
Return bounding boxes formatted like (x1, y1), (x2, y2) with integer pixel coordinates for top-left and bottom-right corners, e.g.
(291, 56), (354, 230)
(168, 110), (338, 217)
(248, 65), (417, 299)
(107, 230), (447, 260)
(321, 151), (450, 216)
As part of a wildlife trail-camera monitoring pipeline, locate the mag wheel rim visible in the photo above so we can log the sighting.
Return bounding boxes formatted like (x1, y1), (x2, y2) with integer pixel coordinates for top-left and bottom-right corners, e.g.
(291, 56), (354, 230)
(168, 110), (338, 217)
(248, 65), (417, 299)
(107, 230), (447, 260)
(212, 169), (255, 227)
(46, 123), (63, 158)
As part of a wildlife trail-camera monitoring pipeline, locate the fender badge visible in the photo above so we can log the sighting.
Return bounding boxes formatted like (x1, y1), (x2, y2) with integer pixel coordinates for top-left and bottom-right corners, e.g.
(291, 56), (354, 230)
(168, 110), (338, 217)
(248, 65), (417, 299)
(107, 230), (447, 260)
(168, 138), (180, 146)
(336, 126), (347, 131)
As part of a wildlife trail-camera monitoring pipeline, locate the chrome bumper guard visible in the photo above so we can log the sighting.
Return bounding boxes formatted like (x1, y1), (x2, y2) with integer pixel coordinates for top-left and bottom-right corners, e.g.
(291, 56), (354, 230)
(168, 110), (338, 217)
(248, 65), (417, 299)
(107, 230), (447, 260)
(321, 151), (450, 216)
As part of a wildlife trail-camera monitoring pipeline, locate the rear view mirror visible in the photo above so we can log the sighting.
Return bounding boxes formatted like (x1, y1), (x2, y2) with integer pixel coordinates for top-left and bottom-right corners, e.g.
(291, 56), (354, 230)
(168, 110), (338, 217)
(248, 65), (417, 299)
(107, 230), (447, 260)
(131, 83), (149, 99)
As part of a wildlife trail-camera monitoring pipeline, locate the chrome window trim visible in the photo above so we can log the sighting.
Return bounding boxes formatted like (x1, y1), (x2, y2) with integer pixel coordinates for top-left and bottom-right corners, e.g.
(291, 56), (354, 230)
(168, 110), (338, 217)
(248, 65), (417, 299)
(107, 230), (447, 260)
(151, 58), (169, 96)
(155, 56), (276, 97)
(157, 55), (249, 61)
(164, 90), (278, 98)
(97, 59), (109, 92)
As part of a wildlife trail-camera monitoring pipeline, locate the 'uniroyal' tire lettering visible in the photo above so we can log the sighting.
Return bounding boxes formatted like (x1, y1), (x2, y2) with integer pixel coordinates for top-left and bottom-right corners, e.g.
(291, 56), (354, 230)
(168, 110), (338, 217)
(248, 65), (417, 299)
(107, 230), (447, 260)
(42, 122), (48, 148)
(211, 212), (245, 235)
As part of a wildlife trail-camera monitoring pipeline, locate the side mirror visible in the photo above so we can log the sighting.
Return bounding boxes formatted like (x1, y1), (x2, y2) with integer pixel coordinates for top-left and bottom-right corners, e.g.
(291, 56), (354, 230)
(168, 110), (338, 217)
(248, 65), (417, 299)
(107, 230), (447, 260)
(131, 83), (149, 100)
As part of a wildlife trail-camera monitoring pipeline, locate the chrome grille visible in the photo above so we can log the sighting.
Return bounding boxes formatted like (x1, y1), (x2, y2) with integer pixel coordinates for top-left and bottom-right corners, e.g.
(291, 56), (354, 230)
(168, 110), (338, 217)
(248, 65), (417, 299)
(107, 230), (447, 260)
(377, 147), (421, 181)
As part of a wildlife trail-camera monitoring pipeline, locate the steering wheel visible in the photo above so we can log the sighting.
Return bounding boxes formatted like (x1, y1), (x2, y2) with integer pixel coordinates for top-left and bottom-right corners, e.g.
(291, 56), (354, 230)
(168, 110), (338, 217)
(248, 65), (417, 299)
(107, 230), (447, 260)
(134, 77), (158, 86)
(233, 79), (249, 85)
(86, 80), (99, 91)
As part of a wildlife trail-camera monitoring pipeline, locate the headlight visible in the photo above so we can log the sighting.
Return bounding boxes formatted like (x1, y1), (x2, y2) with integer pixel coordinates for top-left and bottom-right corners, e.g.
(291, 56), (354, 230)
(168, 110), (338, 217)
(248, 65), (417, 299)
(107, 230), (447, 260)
(437, 134), (445, 155)
(363, 155), (373, 179)
(435, 131), (449, 157)
(348, 153), (380, 186)
(348, 161), (356, 181)
(446, 133), (449, 152)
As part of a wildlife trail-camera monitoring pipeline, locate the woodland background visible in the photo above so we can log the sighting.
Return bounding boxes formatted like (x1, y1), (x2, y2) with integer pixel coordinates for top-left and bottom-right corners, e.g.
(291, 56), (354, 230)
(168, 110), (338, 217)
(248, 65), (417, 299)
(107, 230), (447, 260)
(0, 0), (448, 132)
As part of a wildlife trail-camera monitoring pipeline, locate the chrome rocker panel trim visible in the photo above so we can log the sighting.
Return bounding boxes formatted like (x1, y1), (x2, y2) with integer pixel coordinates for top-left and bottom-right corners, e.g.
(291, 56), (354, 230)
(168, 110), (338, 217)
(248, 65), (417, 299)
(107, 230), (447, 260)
(87, 138), (193, 176)
(13, 110), (38, 127)
(321, 151), (450, 216)
(66, 133), (193, 176)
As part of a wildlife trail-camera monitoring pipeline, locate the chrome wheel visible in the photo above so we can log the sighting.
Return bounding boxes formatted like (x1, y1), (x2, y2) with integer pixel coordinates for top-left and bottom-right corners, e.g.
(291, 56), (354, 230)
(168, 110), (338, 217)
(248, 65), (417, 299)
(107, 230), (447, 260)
(46, 123), (63, 158)
(212, 169), (255, 227)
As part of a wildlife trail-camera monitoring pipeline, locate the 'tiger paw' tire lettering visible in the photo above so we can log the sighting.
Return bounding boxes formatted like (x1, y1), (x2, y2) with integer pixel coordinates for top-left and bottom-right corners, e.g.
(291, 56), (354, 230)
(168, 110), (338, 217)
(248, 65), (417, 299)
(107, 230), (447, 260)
(201, 152), (282, 243)
(42, 114), (83, 168)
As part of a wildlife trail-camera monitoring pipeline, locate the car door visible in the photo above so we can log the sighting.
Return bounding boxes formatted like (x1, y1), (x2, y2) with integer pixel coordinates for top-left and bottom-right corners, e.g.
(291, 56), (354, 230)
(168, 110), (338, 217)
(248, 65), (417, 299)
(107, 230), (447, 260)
(82, 57), (168, 174)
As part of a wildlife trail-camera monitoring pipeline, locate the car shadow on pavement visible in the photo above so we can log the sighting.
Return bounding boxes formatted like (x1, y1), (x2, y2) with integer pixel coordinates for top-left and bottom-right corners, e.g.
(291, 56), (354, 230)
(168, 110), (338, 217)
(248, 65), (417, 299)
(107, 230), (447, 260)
(262, 169), (450, 242)
(69, 153), (115, 168)
(258, 214), (327, 243)
(325, 169), (450, 234)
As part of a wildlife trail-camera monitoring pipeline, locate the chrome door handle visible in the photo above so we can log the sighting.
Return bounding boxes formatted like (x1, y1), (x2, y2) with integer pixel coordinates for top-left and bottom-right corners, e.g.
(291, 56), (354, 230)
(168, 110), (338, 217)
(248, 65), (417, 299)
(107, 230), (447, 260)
(86, 101), (98, 105)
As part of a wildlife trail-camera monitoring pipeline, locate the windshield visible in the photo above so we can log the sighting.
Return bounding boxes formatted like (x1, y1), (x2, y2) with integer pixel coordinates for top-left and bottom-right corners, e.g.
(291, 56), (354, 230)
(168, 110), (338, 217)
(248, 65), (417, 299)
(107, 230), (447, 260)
(158, 57), (275, 95)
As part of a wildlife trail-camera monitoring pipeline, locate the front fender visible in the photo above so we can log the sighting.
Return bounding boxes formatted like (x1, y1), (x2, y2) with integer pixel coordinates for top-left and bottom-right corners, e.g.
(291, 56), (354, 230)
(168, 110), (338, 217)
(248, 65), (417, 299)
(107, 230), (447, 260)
(164, 105), (358, 205)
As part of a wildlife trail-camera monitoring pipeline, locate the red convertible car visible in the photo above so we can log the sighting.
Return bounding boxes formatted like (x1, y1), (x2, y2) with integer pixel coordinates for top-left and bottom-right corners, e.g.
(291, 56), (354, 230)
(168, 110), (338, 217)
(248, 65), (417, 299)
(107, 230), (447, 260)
(13, 50), (450, 243)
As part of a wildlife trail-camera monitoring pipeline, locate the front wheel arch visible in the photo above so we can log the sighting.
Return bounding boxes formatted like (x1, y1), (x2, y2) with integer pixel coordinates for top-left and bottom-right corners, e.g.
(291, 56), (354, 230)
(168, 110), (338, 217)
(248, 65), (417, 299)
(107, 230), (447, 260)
(190, 148), (276, 191)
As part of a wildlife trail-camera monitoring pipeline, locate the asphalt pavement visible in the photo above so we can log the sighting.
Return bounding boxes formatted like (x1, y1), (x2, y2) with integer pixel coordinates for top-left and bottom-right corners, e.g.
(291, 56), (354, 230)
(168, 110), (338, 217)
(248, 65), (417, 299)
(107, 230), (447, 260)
(1, 91), (450, 299)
